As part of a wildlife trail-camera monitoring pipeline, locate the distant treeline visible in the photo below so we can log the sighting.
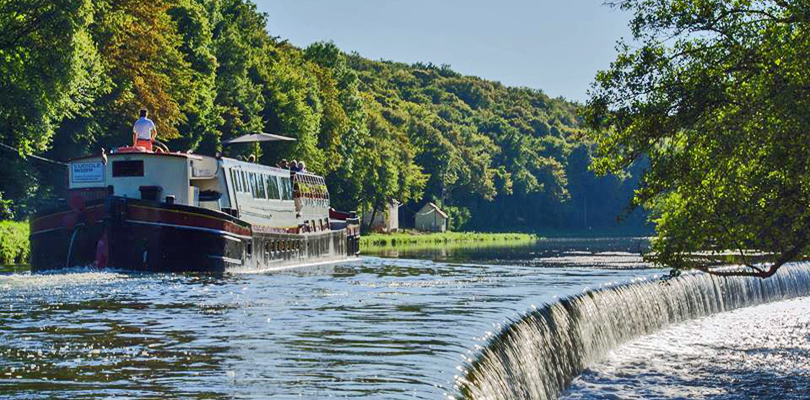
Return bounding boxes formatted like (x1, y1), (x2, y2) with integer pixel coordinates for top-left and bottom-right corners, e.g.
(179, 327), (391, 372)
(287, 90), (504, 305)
(0, 0), (649, 234)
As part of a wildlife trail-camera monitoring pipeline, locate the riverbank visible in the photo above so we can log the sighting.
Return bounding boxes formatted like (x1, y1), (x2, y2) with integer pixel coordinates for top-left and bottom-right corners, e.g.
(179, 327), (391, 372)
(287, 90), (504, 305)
(0, 221), (29, 265)
(359, 231), (537, 248)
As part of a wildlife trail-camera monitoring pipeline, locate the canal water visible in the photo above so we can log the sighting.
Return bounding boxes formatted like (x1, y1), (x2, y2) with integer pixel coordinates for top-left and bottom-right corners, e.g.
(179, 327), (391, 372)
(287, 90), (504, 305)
(1, 238), (806, 399)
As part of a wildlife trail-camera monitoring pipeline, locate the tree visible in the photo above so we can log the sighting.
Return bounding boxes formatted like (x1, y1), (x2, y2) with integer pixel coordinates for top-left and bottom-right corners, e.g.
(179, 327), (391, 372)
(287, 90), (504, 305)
(0, 0), (100, 153)
(92, 0), (195, 141)
(585, 0), (810, 277)
(166, 0), (221, 153)
(211, 0), (268, 155)
(0, 0), (102, 215)
(358, 106), (427, 231)
(0, 0), (648, 235)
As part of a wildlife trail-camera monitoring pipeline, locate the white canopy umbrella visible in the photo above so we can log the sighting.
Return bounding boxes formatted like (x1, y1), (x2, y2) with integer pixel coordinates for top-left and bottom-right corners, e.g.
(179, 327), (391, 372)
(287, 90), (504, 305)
(223, 132), (296, 145)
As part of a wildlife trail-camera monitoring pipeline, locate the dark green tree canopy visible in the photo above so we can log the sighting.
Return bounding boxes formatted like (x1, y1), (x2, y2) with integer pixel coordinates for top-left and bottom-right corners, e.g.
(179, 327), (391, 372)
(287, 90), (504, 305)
(0, 0), (649, 235)
(585, 0), (810, 277)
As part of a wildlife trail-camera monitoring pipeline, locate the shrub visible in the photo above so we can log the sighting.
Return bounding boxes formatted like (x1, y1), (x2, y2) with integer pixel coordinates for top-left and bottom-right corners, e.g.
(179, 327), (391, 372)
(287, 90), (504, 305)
(0, 221), (30, 264)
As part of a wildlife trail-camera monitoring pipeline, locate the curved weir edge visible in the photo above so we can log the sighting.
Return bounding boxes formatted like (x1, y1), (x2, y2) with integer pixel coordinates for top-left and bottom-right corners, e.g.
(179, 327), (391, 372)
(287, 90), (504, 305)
(455, 263), (810, 400)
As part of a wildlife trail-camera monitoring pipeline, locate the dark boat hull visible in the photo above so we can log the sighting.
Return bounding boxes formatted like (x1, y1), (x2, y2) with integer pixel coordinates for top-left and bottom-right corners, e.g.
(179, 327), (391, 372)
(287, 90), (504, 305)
(29, 196), (359, 273)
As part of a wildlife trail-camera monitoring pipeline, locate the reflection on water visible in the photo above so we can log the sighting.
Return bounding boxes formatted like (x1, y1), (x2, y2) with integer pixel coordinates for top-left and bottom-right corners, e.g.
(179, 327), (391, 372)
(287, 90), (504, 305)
(1, 238), (657, 399)
(364, 237), (650, 268)
(0, 264), (27, 275)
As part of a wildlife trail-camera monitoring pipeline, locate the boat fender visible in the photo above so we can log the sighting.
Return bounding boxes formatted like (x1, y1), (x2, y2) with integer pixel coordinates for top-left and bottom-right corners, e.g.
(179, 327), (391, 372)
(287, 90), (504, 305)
(94, 229), (109, 269)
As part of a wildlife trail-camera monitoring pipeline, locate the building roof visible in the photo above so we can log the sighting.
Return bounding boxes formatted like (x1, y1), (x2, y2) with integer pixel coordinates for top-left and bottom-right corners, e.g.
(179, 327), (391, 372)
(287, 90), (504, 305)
(418, 202), (448, 219)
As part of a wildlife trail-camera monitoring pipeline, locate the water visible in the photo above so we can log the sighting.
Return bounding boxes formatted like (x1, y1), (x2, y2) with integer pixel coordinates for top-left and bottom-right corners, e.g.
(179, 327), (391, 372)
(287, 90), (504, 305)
(561, 297), (810, 399)
(3, 238), (807, 399)
(1, 238), (658, 399)
(458, 261), (810, 400)
(363, 237), (649, 268)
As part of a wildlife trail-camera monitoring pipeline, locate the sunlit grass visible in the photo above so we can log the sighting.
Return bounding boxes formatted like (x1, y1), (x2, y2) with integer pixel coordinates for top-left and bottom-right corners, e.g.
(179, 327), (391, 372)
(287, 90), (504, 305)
(360, 231), (538, 248)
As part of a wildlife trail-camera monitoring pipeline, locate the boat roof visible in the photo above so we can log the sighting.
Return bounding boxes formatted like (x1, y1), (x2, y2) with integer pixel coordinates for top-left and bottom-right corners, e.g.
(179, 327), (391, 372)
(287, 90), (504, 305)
(70, 149), (204, 162)
(220, 156), (291, 174)
(69, 148), (317, 177)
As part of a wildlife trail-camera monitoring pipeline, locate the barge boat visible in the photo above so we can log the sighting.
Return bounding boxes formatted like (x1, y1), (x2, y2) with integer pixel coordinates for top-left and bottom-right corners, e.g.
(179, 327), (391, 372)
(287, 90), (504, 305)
(29, 138), (360, 273)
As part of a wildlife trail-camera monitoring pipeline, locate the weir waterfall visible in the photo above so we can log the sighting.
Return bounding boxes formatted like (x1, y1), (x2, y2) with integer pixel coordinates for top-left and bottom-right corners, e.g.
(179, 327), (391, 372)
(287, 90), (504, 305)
(455, 262), (810, 400)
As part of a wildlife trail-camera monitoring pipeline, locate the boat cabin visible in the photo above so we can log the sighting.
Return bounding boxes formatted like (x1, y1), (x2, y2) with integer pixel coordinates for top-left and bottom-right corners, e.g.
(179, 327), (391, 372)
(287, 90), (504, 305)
(67, 148), (330, 233)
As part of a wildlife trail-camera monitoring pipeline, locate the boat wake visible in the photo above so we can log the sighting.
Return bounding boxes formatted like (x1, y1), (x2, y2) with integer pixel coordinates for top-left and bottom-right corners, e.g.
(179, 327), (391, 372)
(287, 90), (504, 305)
(0, 265), (129, 289)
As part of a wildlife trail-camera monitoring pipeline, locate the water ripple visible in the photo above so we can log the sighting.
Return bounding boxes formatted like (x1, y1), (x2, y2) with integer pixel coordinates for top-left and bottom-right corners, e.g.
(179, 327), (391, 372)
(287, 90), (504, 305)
(2, 238), (658, 399)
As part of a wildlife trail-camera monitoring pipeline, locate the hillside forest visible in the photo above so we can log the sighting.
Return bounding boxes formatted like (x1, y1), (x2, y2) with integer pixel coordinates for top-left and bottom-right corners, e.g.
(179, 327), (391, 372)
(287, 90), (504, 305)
(0, 0), (649, 234)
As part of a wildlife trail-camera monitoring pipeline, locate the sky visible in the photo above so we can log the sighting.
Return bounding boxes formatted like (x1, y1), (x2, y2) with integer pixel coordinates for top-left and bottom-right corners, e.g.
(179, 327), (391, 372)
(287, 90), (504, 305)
(255, 0), (633, 103)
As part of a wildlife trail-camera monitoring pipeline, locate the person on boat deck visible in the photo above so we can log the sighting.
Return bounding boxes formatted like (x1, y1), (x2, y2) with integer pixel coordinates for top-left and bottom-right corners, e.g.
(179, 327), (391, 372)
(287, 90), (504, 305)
(290, 160), (299, 171)
(298, 161), (307, 172)
(132, 109), (157, 151)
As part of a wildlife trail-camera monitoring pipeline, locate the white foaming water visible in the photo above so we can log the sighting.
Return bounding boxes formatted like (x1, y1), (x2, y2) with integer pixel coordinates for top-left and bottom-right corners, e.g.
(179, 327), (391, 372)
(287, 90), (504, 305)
(561, 296), (810, 400)
(0, 267), (128, 289)
(457, 263), (810, 400)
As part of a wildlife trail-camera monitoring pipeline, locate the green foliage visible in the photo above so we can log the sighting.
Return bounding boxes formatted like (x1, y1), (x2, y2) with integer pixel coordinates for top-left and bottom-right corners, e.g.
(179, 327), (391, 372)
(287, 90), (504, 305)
(0, 0), (102, 214)
(585, 0), (810, 277)
(0, 0), (649, 236)
(0, 221), (29, 264)
(346, 56), (646, 232)
(0, 192), (12, 220)
(444, 205), (472, 231)
(0, 0), (100, 154)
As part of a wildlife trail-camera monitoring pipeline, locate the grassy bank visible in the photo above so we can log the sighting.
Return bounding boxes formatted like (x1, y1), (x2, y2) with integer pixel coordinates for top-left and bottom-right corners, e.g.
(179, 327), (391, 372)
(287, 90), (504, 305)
(0, 221), (29, 265)
(360, 231), (537, 248)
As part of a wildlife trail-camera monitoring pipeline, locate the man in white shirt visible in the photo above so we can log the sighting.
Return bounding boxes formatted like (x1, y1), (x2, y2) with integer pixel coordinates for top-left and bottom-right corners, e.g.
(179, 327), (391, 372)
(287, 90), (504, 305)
(132, 109), (157, 151)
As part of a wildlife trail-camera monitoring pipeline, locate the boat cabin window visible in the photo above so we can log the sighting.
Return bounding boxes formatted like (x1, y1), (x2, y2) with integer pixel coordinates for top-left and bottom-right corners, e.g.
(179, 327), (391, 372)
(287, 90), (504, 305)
(266, 175), (280, 200)
(280, 177), (293, 200)
(248, 172), (257, 198)
(227, 166), (295, 201)
(112, 160), (144, 177)
(257, 173), (266, 199)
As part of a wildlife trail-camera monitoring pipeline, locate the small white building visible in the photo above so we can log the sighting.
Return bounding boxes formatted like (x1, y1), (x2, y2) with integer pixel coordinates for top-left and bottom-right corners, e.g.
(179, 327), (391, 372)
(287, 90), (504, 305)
(362, 200), (400, 232)
(415, 202), (448, 232)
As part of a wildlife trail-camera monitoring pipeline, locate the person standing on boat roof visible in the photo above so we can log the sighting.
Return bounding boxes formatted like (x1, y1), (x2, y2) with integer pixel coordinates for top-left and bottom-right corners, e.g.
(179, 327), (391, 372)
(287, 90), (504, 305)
(132, 109), (157, 151)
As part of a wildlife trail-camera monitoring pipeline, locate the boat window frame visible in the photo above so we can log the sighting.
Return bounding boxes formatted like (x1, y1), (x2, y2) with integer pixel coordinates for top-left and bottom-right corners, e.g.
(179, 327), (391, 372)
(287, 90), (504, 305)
(230, 169), (240, 193)
(240, 171), (248, 193)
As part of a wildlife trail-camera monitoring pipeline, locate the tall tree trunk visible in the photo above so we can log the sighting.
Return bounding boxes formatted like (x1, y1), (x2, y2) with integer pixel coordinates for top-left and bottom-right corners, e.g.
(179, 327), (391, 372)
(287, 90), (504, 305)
(364, 206), (379, 233)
